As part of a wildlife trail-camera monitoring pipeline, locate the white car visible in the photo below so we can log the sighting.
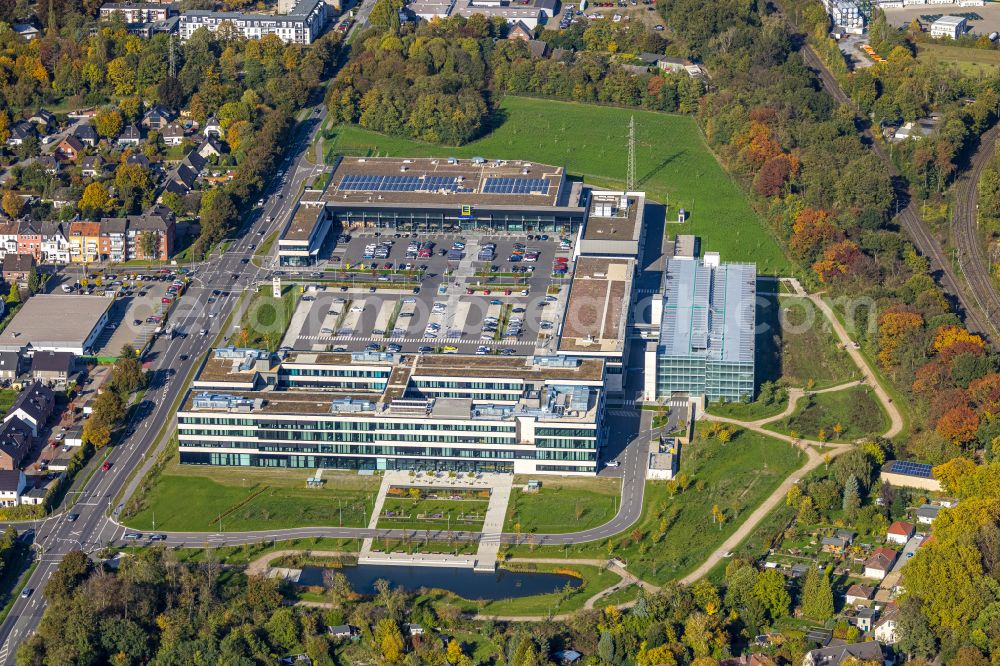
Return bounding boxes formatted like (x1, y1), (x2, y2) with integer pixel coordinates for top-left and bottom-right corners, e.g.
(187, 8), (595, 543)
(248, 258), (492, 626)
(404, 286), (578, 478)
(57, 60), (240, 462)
(606, 460), (620, 468)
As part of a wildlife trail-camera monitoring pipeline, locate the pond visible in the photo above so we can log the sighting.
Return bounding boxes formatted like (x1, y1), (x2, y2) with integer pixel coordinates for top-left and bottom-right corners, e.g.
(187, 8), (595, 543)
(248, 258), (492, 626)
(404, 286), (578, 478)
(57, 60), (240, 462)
(298, 564), (582, 600)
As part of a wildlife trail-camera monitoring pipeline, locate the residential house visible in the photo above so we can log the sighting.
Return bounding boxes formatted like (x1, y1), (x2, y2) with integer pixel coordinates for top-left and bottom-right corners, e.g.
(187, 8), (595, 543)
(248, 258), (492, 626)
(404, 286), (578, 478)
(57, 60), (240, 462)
(886, 521), (914, 545)
(850, 607), (877, 632)
(40, 221), (71, 264)
(164, 149), (205, 195)
(196, 137), (223, 159)
(872, 602), (900, 644)
(202, 115), (222, 139)
(12, 23), (41, 40)
(821, 535), (849, 554)
(56, 135), (86, 162)
(45, 186), (75, 209)
(0, 470), (27, 507)
(74, 123), (100, 148)
(118, 124), (143, 147)
(327, 625), (359, 640)
(16, 219), (42, 261)
(28, 109), (56, 131)
(126, 205), (176, 260)
(142, 104), (175, 130)
(0, 221), (20, 256)
(162, 123), (185, 146)
(7, 121), (34, 146)
(100, 1), (174, 22)
(80, 156), (106, 178)
(844, 584), (874, 606)
(802, 641), (885, 666)
(99, 217), (128, 262)
(0, 418), (33, 470)
(4, 382), (55, 437)
(69, 221), (102, 263)
(508, 20), (533, 40)
(864, 547), (898, 579)
(915, 504), (940, 525)
(36, 155), (60, 175)
(405, 624), (424, 636)
(31, 351), (75, 385)
(2, 253), (35, 286)
(0, 352), (20, 381)
(722, 656), (774, 666)
(125, 153), (152, 169)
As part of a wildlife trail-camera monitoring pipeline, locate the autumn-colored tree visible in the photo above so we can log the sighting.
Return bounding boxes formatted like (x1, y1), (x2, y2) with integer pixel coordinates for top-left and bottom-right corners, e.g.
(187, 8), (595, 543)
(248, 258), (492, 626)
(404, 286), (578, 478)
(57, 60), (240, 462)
(877, 307), (924, 370)
(933, 325), (986, 354)
(790, 208), (841, 259)
(935, 404), (980, 446)
(0, 114), (9, 146)
(968, 373), (1000, 415)
(1, 191), (22, 218)
(94, 107), (123, 139)
(79, 182), (114, 216)
(812, 240), (862, 283)
(753, 154), (798, 197)
(735, 121), (783, 170)
(931, 456), (977, 495)
(912, 361), (948, 396)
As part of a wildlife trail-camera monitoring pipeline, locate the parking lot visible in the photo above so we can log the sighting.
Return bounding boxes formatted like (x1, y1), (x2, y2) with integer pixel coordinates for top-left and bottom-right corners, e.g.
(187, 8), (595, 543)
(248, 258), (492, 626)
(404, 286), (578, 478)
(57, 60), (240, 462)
(52, 269), (193, 357)
(285, 231), (576, 355)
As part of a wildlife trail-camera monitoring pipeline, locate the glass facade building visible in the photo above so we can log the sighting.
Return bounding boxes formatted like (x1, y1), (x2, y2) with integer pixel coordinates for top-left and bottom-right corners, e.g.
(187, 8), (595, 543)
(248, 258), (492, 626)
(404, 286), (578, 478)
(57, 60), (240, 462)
(654, 258), (756, 402)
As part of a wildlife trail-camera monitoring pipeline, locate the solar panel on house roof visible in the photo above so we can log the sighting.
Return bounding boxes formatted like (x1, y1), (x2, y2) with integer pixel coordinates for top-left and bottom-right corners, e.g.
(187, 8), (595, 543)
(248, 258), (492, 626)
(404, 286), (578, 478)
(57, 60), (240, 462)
(888, 460), (933, 478)
(482, 177), (549, 195)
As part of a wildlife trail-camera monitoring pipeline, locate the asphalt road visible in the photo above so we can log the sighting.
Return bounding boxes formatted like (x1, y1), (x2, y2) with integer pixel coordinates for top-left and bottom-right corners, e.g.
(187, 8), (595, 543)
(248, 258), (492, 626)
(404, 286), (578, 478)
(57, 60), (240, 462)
(799, 43), (997, 343)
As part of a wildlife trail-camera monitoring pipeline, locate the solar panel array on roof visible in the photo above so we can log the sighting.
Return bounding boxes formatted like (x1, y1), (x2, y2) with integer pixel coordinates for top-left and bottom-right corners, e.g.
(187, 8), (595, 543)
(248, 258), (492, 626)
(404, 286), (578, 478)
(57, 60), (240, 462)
(887, 460), (933, 478)
(482, 177), (549, 195)
(338, 174), (472, 193)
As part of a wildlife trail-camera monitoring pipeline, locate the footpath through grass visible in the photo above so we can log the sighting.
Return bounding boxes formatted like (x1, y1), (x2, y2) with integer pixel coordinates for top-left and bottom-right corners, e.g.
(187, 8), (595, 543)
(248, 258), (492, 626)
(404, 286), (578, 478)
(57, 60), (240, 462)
(766, 385), (888, 443)
(324, 96), (792, 274)
(126, 456), (379, 531)
(502, 427), (804, 585)
(504, 475), (621, 534)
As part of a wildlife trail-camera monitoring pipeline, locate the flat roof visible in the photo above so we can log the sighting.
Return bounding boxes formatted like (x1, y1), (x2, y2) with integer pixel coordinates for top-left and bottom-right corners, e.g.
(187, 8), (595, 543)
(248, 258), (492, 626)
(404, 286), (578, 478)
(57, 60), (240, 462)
(933, 15), (966, 26)
(413, 354), (605, 382)
(658, 258), (756, 364)
(282, 203), (325, 243)
(322, 157), (568, 209)
(582, 190), (644, 243)
(0, 295), (111, 351)
(559, 256), (634, 355)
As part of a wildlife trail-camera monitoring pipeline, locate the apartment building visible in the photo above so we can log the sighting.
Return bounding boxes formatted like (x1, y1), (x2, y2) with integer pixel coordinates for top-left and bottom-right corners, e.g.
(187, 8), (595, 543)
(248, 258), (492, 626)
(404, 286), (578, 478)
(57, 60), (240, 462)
(99, 1), (173, 22)
(179, 0), (329, 44)
(69, 221), (102, 263)
(177, 349), (606, 475)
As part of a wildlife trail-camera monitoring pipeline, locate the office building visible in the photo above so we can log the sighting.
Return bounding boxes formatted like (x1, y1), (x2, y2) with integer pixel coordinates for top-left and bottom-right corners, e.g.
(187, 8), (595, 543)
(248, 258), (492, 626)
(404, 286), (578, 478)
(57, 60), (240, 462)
(177, 349), (605, 474)
(645, 253), (756, 403)
(930, 15), (967, 39)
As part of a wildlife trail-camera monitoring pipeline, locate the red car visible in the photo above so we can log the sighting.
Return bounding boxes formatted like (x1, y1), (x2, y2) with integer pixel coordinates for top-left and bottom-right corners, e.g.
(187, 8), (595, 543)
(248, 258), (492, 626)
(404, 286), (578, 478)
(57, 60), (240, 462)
(101, 461), (111, 471)
(161, 297), (173, 304)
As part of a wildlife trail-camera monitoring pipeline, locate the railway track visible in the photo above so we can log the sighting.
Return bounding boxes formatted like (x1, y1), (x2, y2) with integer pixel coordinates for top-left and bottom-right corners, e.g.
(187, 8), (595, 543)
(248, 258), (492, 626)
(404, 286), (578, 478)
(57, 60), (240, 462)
(799, 44), (997, 343)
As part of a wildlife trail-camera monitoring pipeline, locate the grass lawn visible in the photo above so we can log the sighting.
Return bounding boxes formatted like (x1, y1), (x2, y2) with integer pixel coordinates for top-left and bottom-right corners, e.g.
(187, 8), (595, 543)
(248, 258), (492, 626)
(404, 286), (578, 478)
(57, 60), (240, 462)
(704, 393), (790, 422)
(322, 96), (792, 275)
(121, 538), (362, 566)
(377, 498), (488, 531)
(369, 537), (478, 556)
(504, 475), (621, 534)
(125, 457), (379, 531)
(0, 389), (19, 414)
(917, 43), (1000, 77)
(766, 385), (888, 442)
(601, 584), (643, 606)
(502, 427), (804, 585)
(237, 285), (300, 352)
(776, 296), (858, 389)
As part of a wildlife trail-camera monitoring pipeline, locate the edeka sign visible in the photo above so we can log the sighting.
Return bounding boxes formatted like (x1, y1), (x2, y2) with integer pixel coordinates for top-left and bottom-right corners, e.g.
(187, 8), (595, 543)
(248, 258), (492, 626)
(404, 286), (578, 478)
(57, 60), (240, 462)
(459, 205), (474, 219)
